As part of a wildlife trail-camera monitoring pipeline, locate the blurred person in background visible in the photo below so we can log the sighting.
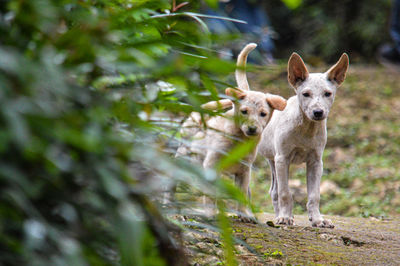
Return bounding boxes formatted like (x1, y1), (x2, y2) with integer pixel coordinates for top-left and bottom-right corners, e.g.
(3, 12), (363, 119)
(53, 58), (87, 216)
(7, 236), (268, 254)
(204, 0), (275, 65)
(379, 0), (400, 69)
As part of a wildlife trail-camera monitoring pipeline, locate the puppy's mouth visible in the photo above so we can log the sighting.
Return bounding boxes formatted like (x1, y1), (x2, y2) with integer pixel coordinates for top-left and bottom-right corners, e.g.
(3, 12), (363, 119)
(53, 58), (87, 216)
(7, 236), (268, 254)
(244, 131), (260, 137)
(312, 116), (325, 121)
(309, 112), (327, 121)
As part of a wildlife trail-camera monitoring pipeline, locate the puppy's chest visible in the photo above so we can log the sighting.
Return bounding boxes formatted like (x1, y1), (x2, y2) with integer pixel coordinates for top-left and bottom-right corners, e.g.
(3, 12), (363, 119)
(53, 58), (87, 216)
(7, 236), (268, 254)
(289, 147), (314, 164)
(208, 133), (256, 159)
(224, 147), (257, 173)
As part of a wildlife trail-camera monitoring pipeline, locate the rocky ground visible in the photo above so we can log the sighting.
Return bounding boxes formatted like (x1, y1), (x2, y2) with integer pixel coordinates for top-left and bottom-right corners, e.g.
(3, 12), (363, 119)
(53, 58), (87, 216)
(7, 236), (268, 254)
(186, 213), (400, 265)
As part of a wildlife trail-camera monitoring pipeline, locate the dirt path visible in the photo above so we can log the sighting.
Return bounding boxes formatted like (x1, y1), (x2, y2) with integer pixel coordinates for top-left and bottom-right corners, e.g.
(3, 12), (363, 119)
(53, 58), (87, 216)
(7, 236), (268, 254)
(188, 213), (400, 265)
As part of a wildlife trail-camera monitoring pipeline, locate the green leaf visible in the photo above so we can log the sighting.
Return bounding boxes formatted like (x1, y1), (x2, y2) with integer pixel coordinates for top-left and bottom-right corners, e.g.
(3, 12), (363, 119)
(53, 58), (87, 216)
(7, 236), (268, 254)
(204, 0), (219, 9)
(217, 201), (237, 266)
(281, 0), (302, 9)
(216, 139), (257, 172)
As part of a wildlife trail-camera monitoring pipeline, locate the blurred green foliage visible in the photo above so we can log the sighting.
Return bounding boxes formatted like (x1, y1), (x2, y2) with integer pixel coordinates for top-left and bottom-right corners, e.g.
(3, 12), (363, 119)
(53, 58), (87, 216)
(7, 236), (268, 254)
(0, 0), (253, 265)
(281, 0), (302, 10)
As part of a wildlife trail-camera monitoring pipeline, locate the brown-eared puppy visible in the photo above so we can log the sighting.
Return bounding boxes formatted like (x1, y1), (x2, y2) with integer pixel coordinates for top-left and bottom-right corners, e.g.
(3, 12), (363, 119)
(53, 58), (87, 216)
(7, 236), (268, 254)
(176, 43), (287, 221)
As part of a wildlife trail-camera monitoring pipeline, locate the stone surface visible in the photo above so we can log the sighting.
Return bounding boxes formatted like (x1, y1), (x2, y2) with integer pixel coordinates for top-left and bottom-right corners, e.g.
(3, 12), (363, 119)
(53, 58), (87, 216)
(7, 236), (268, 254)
(187, 213), (400, 265)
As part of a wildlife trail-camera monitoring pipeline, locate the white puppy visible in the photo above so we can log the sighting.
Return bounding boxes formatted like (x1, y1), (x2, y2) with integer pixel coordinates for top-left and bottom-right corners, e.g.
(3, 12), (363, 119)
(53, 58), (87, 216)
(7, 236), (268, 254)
(258, 52), (349, 227)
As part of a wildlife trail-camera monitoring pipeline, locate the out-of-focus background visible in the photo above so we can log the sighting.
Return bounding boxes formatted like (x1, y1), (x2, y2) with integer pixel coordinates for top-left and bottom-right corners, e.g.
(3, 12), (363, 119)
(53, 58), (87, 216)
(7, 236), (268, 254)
(0, 0), (399, 265)
(264, 0), (393, 62)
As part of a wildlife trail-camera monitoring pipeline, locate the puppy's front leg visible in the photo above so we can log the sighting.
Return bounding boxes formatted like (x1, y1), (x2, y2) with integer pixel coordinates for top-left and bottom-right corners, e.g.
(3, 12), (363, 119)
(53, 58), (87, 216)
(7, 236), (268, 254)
(306, 157), (334, 228)
(201, 151), (220, 217)
(275, 155), (294, 225)
(235, 167), (256, 223)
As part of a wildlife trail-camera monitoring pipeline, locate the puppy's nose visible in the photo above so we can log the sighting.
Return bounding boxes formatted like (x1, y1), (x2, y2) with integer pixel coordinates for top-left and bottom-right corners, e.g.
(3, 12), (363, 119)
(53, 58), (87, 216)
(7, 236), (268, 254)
(313, 109), (324, 118)
(248, 126), (257, 134)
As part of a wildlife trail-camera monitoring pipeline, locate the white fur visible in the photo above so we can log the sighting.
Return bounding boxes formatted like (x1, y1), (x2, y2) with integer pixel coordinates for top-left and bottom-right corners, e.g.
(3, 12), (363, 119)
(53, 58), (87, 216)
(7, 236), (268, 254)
(258, 53), (349, 228)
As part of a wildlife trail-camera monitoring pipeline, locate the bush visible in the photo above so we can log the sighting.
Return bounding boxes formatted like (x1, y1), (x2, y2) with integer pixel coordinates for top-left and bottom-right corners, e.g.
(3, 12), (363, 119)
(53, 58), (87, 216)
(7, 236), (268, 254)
(0, 0), (246, 265)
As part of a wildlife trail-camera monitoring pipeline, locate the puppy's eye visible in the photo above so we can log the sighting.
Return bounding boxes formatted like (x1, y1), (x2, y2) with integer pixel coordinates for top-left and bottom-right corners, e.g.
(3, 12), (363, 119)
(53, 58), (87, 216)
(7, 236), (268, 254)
(241, 110), (247, 115)
(324, 92), (332, 97)
(302, 92), (310, 97)
(260, 112), (267, 117)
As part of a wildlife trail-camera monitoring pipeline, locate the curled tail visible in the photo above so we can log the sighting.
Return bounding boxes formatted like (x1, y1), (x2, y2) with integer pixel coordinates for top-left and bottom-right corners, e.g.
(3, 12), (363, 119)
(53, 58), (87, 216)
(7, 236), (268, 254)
(235, 43), (257, 91)
(201, 99), (233, 110)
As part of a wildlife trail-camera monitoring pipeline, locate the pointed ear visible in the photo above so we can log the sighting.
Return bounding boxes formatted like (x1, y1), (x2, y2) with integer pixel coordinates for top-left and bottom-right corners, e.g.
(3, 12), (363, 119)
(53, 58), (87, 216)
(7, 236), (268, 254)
(201, 99), (233, 110)
(225, 87), (246, 100)
(266, 94), (287, 111)
(288, 52), (309, 88)
(326, 53), (349, 86)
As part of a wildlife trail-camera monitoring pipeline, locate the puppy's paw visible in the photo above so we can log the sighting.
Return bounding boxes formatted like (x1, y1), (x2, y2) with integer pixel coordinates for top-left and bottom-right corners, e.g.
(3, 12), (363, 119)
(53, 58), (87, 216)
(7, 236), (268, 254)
(311, 218), (334, 228)
(237, 208), (257, 224)
(238, 215), (257, 224)
(275, 216), (294, 226)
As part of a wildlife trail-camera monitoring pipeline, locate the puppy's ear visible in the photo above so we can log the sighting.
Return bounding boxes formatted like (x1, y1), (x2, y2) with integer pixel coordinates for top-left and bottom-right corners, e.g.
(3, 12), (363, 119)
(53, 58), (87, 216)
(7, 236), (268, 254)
(201, 99), (233, 110)
(225, 87), (246, 100)
(326, 53), (349, 86)
(266, 94), (287, 111)
(288, 53), (309, 88)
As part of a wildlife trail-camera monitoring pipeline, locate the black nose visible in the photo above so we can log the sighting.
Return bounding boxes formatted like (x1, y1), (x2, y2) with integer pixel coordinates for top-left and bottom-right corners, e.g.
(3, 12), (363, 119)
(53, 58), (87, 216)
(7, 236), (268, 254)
(313, 109), (324, 118)
(248, 126), (257, 134)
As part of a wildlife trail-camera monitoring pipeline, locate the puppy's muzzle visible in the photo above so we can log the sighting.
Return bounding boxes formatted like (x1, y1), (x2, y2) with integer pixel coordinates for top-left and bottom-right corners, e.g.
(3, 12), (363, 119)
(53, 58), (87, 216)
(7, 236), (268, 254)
(246, 126), (258, 136)
(312, 109), (324, 120)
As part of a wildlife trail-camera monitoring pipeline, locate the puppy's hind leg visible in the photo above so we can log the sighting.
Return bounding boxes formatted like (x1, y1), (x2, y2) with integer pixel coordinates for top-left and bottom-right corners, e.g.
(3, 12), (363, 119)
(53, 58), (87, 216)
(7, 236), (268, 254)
(165, 146), (188, 207)
(201, 152), (220, 217)
(268, 160), (280, 218)
(162, 183), (175, 206)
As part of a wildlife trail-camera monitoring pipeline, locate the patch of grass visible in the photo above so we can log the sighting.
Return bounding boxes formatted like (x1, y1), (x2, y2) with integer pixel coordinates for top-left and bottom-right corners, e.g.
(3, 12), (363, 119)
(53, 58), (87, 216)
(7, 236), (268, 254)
(264, 250), (283, 259)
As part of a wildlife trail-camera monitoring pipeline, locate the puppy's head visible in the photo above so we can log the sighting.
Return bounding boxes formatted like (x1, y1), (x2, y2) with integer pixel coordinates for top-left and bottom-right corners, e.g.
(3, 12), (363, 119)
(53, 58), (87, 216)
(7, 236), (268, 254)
(226, 87), (286, 137)
(287, 53), (349, 121)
